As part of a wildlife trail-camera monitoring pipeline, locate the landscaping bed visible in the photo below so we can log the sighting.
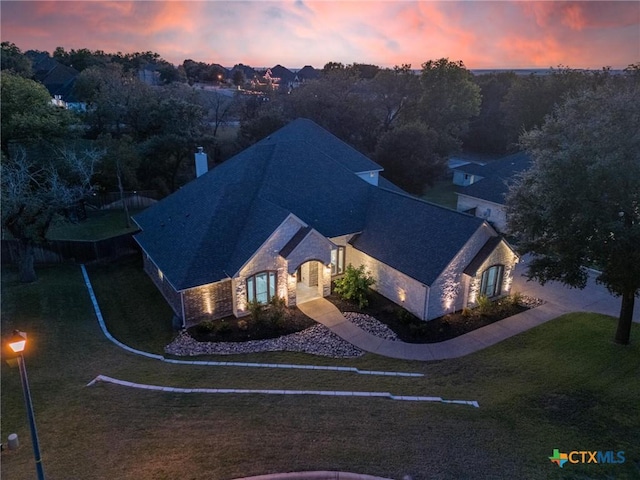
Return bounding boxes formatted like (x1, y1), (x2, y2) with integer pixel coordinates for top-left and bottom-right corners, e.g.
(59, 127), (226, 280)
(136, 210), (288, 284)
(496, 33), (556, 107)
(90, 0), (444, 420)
(187, 306), (316, 343)
(327, 289), (540, 343)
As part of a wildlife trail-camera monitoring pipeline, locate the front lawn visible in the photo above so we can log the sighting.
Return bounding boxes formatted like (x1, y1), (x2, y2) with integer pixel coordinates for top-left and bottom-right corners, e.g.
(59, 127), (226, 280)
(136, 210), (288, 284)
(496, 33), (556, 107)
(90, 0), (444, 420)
(2, 263), (638, 479)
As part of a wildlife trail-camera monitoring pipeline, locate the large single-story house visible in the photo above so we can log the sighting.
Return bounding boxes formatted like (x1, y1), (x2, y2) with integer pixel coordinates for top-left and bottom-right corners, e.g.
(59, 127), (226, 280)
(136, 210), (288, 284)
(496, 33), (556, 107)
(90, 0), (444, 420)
(134, 119), (519, 327)
(454, 152), (531, 232)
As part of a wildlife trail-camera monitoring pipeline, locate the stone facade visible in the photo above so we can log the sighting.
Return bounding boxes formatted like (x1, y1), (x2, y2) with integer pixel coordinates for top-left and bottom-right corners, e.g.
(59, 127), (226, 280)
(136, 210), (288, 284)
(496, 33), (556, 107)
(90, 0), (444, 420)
(234, 215), (304, 316)
(426, 223), (495, 319)
(182, 280), (233, 327)
(466, 239), (519, 306)
(143, 254), (182, 317)
(346, 244), (428, 320)
(284, 229), (333, 274)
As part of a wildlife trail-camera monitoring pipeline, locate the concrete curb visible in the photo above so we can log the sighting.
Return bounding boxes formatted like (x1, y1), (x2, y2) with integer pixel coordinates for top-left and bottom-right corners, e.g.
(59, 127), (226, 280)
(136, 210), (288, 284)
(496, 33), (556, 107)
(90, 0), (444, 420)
(86, 375), (480, 407)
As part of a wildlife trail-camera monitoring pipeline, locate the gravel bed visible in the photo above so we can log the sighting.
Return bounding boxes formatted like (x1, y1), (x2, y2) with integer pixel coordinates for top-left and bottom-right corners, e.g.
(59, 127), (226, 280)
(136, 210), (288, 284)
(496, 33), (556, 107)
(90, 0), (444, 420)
(165, 324), (364, 358)
(342, 312), (399, 341)
(518, 295), (545, 308)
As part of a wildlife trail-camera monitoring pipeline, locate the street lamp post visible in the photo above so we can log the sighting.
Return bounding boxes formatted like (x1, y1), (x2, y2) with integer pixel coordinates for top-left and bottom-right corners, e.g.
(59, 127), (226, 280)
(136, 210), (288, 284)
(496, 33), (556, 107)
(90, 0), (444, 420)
(8, 330), (45, 480)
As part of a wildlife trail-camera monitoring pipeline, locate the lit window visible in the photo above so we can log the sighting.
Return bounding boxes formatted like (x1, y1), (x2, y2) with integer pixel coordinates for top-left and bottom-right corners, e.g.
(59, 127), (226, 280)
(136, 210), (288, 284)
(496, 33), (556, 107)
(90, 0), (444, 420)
(480, 265), (504, 298)
(247, 271), (277, 304)
(331, 246), (345, 276)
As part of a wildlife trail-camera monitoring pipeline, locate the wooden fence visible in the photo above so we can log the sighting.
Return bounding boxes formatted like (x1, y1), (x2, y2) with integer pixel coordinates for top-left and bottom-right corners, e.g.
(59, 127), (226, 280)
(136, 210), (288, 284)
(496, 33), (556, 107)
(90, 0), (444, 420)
(1, 233), (140, 266)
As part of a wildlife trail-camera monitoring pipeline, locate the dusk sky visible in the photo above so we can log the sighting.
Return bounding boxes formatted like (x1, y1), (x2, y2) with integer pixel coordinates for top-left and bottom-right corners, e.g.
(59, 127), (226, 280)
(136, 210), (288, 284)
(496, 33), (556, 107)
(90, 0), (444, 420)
(2, 1), (639, 70)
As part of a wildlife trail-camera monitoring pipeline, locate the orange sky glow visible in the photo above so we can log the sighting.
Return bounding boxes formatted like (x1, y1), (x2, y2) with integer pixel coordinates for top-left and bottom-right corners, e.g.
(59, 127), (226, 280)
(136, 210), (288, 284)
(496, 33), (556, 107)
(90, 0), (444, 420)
(2, 1), (638, 70)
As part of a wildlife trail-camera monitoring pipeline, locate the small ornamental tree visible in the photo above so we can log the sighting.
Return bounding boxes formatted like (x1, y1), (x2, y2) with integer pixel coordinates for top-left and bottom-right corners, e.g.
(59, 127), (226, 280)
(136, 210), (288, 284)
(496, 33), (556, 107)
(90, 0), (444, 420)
(333, 264), (375, 308)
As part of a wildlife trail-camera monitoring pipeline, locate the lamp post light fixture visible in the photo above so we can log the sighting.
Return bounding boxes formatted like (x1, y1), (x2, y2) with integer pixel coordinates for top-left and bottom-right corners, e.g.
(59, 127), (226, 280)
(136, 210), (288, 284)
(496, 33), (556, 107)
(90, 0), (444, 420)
(8, 330), (46, 480)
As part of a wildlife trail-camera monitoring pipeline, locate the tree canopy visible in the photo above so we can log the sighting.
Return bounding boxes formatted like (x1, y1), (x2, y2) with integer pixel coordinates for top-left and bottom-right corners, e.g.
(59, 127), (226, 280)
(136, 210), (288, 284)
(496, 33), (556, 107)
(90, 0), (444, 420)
(506, 82), (640, 345)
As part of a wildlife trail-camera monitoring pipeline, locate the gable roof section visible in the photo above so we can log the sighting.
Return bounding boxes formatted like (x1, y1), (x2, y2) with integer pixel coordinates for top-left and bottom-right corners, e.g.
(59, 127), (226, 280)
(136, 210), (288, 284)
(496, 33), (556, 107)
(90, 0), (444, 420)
(279, 226), (312, 259)
(351, 189), (486, 286)
(455, 152), (531, 205)
(463, 236), (503, 276)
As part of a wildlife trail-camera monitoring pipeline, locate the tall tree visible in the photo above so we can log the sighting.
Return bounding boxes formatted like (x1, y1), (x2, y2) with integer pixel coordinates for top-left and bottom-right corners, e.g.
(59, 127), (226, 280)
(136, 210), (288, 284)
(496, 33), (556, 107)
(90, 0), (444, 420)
(2, 146), (102, 282)
(1, 41), (33, 77)
(369, 65), (420, 132)
(286, 68), (379, 154)
(374, 123), (446, 194)
(464, 71), (518, 153)
(415, 58), (481, 154)
(1, 73), (76, 153)
(506, 83), (640, 345)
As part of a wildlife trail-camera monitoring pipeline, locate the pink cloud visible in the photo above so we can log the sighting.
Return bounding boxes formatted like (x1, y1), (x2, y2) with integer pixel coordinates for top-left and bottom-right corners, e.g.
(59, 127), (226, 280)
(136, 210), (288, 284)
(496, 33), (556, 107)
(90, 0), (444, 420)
(1, 1), (637, 69)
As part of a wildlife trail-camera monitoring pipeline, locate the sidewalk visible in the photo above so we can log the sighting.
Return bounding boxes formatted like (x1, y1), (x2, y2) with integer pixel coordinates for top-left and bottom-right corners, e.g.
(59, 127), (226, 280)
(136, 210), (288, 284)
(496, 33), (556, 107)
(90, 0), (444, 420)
(298, 298), (564, 361)
(298, 259), (637, 361)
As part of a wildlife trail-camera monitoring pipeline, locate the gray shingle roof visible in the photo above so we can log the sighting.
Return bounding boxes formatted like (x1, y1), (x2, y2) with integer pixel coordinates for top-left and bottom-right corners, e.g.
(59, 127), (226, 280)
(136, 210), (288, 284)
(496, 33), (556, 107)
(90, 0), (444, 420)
(135, 119), (373, 290)
(351, 190), (485, 286)
(260, 118), (382, 174)
(135, 118), (489, 290)
(455, 152), (531, 205)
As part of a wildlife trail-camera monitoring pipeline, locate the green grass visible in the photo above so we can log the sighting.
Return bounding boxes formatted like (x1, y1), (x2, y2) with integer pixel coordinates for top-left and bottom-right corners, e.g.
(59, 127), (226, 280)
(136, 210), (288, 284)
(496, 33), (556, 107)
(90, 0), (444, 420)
(46, 209), (143, 241)
(2, 263), (639, 480)
(421, 178), (459, 209)
(85, 256), (175, 354)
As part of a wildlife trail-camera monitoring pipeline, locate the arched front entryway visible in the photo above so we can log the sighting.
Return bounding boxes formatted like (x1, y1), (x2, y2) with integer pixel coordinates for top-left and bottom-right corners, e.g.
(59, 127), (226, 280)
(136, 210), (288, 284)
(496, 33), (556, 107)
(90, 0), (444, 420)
(295, 260), (324, 304)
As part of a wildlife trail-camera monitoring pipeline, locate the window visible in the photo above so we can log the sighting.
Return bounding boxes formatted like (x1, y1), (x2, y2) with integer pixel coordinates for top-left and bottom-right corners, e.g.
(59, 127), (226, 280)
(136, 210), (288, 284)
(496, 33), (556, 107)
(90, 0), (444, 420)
(480, 265), (504, 298)
(331, 246), (345, 276)
(246, 271), (277, 304)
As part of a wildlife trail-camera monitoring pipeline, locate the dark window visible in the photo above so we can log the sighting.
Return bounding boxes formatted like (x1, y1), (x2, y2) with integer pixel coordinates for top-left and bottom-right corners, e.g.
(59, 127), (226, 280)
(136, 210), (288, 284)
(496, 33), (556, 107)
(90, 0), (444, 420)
(247, 271), (277, 304)
(331, 246), (345, 276)
(480, 265), (504, 298)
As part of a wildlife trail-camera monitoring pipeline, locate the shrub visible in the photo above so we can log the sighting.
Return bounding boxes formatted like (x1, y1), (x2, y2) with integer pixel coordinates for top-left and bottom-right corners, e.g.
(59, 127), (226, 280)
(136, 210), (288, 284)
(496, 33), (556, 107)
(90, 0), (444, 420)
(409, 322), (428, 338)
(509, 291), (523, 307)
(333, 264), (375, 308)
(461, 307), (473, 318)
(217, 320), (232, 335)
(237, 319), (249, 330)
(476, 295), (493, 315)
(397, 307), (413, 325)
(248, 300), (264, 324)
(195, 319), (216, 335)
(268, 296), (286, 328)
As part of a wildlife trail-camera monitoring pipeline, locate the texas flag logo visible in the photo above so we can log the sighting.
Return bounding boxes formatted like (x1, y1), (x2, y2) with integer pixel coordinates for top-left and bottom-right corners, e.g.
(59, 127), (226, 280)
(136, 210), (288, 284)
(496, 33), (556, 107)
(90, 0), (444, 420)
(549, 449), (569, 468)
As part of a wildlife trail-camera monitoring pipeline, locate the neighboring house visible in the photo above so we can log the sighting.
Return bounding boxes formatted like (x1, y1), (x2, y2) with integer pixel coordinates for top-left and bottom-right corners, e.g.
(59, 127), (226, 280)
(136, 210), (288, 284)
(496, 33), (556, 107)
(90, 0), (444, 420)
(28, 52), (84, 110)
(454, 152), (531, 232)
(134, 119), (519, 327)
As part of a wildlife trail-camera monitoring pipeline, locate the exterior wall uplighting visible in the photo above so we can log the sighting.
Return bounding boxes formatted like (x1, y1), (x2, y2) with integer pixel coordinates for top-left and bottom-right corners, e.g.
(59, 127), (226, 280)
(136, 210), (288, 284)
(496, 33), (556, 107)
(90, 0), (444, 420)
(7, 330), (46, 480)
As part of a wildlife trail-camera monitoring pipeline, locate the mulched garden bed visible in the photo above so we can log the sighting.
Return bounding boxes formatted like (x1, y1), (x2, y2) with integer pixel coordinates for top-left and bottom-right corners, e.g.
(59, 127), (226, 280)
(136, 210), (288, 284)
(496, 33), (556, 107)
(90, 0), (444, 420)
(187, 306), (316, 343)
(327, 290), (533, 343)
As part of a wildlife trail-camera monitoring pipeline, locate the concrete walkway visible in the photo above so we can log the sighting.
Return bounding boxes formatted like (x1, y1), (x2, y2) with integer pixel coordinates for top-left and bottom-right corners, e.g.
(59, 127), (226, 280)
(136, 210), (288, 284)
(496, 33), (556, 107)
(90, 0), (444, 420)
(298, 258), (638, 361)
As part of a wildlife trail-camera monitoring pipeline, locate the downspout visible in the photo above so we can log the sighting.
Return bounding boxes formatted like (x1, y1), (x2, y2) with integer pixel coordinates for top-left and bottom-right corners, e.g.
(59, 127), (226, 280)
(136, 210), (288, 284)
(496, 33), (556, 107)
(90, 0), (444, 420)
(180, 291), (186, 329)
(423, 284), (430, 321)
